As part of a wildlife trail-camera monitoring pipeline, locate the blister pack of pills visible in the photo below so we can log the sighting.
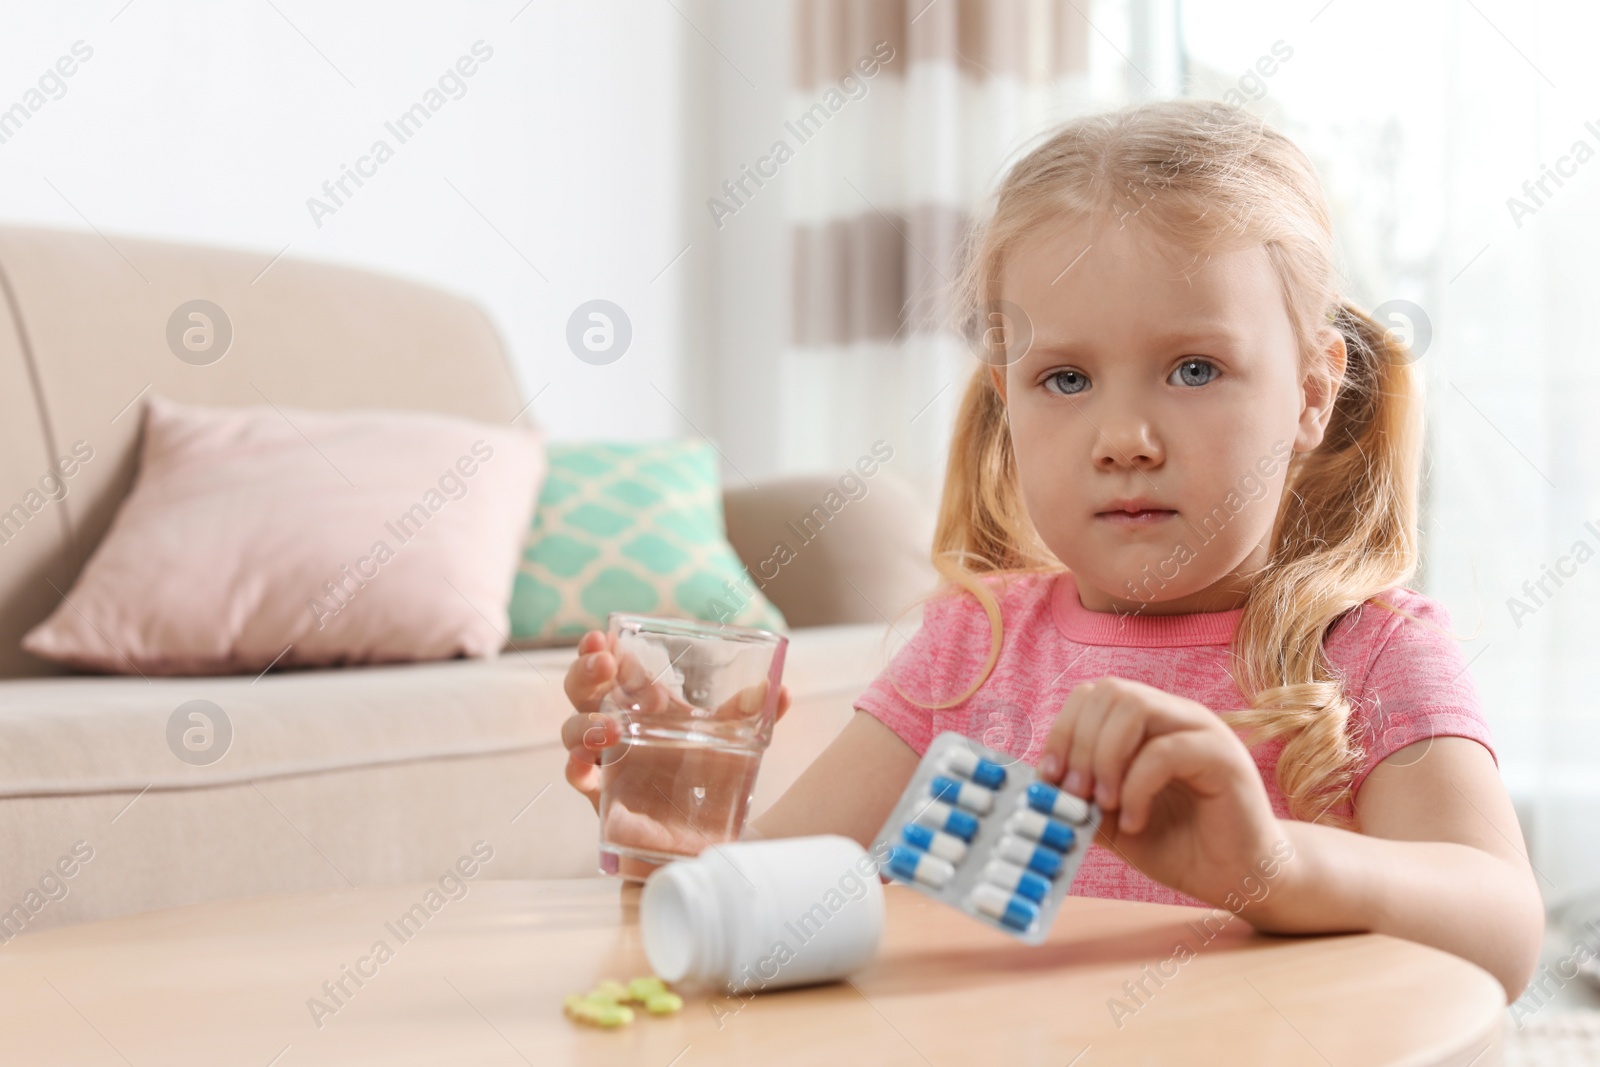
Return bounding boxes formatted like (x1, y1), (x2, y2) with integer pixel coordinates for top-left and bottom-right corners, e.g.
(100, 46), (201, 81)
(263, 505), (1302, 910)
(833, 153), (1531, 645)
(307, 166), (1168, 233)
(870, 730), (1100, 945)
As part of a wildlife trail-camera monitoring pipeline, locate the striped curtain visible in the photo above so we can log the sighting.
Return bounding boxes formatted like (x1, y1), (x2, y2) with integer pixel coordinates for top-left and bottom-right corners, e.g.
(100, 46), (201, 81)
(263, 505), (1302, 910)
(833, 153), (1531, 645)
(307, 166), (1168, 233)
(781, 0), (1177, 496)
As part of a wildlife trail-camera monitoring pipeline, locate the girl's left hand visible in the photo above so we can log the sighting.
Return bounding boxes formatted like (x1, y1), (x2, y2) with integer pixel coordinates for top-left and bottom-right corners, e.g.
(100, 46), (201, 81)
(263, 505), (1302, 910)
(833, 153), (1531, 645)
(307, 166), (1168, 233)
(1037, 676), (1289, 912)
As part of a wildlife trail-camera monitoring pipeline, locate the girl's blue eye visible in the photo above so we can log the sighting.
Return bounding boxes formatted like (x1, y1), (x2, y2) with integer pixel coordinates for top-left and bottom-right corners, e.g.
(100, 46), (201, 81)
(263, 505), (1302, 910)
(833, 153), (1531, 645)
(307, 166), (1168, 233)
(1170, 359), (1218, 387)
(1044, 369), (1089, 396)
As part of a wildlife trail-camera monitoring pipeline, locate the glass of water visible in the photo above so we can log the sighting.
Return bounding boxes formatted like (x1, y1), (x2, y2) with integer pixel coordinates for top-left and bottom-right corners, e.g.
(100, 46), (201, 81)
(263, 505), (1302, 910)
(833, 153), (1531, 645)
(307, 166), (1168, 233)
(595, 613), (788, 879)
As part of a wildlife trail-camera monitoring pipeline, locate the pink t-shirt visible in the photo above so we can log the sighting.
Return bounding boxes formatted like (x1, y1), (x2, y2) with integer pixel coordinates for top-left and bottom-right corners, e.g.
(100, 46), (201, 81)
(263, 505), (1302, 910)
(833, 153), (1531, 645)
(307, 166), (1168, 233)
(854, 570), (1497, 908)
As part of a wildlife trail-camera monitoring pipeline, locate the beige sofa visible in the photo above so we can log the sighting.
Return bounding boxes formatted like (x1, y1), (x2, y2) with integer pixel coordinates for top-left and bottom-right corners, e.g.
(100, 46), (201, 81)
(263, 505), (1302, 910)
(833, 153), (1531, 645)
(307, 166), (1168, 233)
(0, 226), (933, 936)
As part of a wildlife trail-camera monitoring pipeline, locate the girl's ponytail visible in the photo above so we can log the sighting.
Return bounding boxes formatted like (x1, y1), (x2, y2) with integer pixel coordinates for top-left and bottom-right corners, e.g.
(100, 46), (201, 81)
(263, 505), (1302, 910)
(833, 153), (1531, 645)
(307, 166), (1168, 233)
(1224, 300), (1424, 824)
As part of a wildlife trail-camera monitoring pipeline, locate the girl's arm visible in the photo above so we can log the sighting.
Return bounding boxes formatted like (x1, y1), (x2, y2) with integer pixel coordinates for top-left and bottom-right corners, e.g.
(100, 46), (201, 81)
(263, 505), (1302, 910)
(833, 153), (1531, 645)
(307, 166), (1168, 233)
(743, 688), (1547, 999)
(747, 710), (919, 845)
(1039, 676), (1544, 1002)
(1249, 735), (1545, 1000)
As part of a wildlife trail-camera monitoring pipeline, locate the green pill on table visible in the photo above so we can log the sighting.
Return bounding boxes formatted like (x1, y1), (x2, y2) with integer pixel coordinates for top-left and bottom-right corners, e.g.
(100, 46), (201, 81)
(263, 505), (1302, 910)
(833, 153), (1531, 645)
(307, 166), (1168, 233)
(563, 995), (602, 1022)
(564, 994), (633, 1028)
(591, 978), (630, 1003)
(565, 975), (679, 1027)
(644, 991), (683, 1014)
(628, 976), (667, 1001)
(594, 1003), (634, 1027)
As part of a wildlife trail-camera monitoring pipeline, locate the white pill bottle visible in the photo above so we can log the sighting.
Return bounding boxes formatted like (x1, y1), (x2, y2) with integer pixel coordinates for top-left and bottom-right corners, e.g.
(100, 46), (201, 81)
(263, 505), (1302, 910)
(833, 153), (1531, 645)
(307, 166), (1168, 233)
(639, 834), (886, 994)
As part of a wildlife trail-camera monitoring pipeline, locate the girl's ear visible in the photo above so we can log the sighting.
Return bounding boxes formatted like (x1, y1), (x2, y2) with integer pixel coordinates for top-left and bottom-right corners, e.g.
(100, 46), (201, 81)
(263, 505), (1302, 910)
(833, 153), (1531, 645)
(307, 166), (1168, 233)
(1293, 326), (1347, 454)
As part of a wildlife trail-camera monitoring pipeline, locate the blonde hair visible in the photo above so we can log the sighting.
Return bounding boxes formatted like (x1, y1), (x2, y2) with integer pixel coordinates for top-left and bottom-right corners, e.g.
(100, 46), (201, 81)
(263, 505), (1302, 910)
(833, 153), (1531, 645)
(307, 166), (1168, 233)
(912, 99), (1424, 826)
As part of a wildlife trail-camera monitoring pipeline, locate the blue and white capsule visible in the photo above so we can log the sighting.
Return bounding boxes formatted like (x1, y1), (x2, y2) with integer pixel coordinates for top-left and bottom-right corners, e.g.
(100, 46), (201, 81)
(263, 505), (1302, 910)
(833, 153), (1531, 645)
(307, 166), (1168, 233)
(994, 833), (1063, 878)
(970, 882), (1040, 933)
(887, 844), (955, 889)
(1026, 781), (1091, 825)
(901, 822), (969, 864)
(930, 774), (995, 815)
(981, 858), (1050, 903)
(1006, 809), (1076, 852)
(912, 798), (979, 842)
(943, 747), (1007, 789)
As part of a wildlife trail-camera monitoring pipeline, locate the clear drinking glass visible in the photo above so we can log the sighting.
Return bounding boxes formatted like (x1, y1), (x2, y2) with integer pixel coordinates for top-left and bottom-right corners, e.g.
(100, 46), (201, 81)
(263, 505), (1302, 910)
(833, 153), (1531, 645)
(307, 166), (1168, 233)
(595, 613), (788, 879)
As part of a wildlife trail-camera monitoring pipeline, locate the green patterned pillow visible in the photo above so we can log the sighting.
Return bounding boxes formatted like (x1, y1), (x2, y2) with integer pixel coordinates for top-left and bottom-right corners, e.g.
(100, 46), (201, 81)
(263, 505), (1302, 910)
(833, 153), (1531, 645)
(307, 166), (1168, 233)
(508, 441), (787, 645)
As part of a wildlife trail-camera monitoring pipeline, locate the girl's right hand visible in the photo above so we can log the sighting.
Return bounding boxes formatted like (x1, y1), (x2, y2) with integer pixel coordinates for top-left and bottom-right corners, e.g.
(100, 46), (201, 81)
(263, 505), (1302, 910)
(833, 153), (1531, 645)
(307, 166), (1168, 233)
(560, 629), (626, 813)
(559, 628), (795, 813)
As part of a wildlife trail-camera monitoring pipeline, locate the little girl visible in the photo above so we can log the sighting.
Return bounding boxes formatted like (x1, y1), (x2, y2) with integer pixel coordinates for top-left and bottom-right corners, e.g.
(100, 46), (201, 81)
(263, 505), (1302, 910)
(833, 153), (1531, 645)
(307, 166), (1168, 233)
(561, 99), (1542, 999)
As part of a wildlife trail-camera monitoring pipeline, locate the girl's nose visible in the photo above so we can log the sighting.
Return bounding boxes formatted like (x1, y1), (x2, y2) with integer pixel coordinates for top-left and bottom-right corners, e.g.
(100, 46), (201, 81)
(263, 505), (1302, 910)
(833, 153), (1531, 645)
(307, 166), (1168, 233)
(1091, 414), (1164, 469)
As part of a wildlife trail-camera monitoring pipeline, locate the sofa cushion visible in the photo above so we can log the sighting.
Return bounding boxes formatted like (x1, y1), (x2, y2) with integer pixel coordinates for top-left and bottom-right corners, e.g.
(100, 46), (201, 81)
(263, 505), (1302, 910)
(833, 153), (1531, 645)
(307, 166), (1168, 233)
(508, 441), (785, 646)
(0, 622), (907, 799)
(22, 396), (545, 675)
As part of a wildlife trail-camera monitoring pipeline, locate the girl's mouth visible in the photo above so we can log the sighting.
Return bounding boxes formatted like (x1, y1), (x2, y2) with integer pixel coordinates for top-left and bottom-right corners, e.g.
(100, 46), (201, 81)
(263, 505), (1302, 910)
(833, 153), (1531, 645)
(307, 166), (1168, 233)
(1095, 509), (1178, 526)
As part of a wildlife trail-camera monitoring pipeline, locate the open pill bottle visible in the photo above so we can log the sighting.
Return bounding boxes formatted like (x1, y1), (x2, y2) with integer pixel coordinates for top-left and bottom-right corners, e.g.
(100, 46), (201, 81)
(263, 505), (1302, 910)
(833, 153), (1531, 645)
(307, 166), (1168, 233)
(639, 835), (886, 994)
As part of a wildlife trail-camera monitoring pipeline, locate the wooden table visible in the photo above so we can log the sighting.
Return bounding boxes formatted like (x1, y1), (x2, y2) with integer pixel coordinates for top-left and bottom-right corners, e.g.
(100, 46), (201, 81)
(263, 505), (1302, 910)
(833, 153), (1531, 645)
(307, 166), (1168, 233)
(0, 877), (1506, 1065)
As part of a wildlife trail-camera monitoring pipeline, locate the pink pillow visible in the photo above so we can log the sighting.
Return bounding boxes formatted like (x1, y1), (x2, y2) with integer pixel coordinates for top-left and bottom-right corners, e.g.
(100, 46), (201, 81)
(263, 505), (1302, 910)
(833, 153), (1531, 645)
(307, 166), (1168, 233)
(23, 396), (545, 675)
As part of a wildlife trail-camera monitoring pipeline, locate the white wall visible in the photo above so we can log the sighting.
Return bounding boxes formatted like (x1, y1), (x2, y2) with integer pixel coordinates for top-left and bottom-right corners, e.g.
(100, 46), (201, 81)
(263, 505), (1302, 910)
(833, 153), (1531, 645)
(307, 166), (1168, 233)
(682, 0), (792, 486)
(0, 0), (687, 442)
